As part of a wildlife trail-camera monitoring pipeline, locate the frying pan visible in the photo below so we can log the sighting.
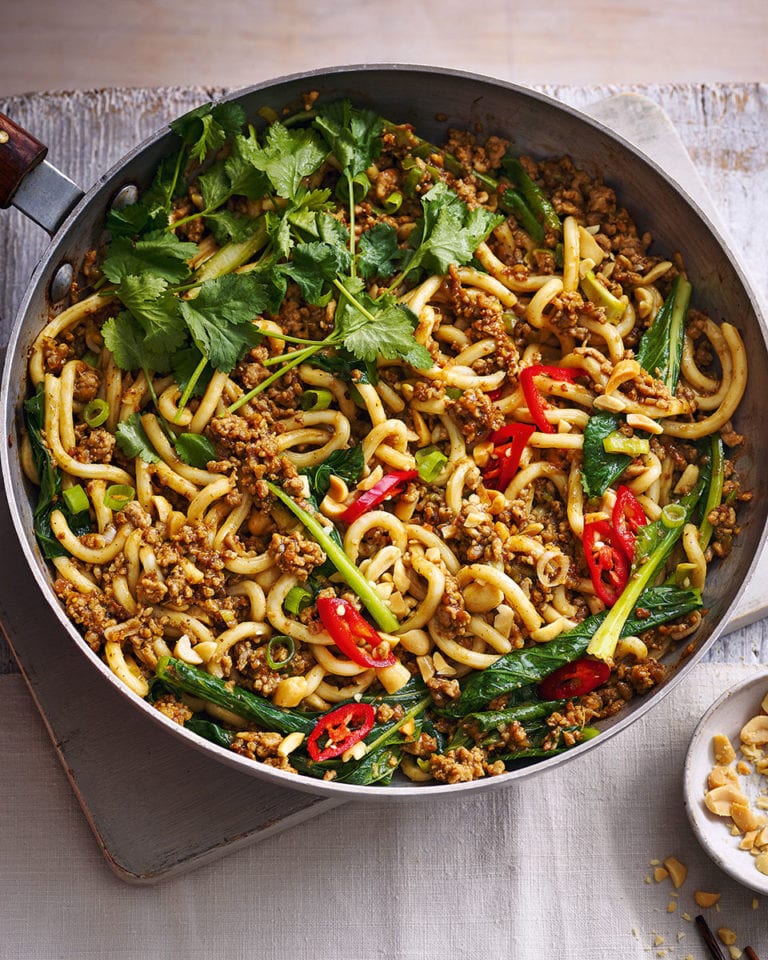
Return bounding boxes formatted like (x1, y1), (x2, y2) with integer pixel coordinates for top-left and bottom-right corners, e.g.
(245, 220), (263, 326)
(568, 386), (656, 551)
(1, 64), (766, 799)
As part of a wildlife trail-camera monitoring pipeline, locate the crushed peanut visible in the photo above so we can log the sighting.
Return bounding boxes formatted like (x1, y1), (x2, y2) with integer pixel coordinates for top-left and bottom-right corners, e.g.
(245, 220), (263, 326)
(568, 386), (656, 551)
(694, 891), (721, 908)
(703, 686), (768, 878)
(663, 856), (688, 889)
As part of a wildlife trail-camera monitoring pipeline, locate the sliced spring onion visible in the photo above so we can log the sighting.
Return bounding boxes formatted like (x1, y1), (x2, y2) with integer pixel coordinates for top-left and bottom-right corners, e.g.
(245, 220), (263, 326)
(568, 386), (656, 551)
(81, 350), (100, 368)
(415, 446), (448, 482)
(445, 387), (463, 400)
(299, 389), (333, 411)
(382, 191), (403, 214)
(699, 434), (724, 550)
(83, 398), (109, 428)
(661, 503), (687, 529)
(104, 484), (136, 511)
(602, 431), (650, 457)
(284, 584), (313, 616)
(62, 484), (89, 515)
(580, 269), (627, 322)
(266, 635), (296, 671)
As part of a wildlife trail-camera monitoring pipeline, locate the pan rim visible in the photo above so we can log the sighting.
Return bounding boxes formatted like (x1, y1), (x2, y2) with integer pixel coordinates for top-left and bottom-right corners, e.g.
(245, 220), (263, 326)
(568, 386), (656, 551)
(2, 63), (767, 799)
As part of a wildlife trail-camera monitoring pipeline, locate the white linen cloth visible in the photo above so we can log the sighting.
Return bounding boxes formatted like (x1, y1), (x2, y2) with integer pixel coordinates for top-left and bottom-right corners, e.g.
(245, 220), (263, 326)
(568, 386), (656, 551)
(1, 663), (765, 959)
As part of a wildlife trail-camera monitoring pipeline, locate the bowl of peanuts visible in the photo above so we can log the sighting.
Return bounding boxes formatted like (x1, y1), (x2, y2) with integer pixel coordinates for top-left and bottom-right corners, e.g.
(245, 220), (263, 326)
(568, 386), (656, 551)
(685, 671), (768, 895)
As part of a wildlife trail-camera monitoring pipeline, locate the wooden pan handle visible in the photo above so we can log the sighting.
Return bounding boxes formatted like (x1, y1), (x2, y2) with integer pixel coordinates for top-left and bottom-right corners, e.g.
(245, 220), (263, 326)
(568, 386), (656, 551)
(0, 113), (48, 208)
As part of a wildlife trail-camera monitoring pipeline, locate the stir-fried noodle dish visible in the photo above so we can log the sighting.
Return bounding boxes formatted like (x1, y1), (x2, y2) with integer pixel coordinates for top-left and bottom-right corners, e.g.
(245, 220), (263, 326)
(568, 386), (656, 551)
(22, 94), (750, 786)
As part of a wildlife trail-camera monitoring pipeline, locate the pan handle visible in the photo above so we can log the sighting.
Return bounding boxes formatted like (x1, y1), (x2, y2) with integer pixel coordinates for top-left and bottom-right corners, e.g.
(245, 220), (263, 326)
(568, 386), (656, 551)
(0, 112), (83, 234)
(0, 113), (47, 206)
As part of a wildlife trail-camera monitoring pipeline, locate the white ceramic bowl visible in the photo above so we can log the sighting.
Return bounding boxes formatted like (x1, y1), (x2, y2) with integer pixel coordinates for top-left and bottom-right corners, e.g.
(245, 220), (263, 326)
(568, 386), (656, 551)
(684, 671), (768, 896)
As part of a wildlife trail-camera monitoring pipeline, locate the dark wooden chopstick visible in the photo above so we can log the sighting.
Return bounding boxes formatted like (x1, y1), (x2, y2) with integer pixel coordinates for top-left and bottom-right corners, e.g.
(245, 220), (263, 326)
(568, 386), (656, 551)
(695, 915), (728, 960)
(696, 915), (762, 960)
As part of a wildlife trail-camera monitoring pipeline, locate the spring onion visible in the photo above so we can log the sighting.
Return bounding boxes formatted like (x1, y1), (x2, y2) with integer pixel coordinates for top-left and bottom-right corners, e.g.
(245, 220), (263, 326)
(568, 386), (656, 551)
(62, 484), (89, 515)
(284, 584), (313, 615)
(300, 389), (333, 411)
(415, 446), (448, 482)
(661, 503), (687, 529)
(266, 635), (296, 670)
(104, 484), (136, 510)
(602, 431), (650, 457)
(266, 480), (400, 633)
(81, 350), (100, 368)
(83, 398), (109, 428)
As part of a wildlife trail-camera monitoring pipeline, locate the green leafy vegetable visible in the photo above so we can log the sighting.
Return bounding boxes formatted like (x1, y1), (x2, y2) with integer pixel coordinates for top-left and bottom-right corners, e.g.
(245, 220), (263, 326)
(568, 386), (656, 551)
(444, 585), (703, 716)
(699, 434), (724, 551)
(581, 410), (632, 498)
(156, 657), (316, 735)
(358, 223), (403, 280)
(179, 274), (268, 371)
(635, 275), (692, 392)
(301, 445), (364, 499)
(170, 101), (247, 165)
(241, 121), (326, 201)
(23, 386), (91, 558)
(334, 278), (433, 369)
(398, 181), (503, 284)
(115, 413), (159, 463)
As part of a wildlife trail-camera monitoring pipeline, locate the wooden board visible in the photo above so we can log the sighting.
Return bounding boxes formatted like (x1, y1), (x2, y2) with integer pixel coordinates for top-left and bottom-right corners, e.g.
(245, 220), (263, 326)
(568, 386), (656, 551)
(0, 84), (767, 883)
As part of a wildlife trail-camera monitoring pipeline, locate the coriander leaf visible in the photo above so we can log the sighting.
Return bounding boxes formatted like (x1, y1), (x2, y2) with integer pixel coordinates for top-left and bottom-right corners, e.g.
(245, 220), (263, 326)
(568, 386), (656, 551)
(301, 444), (364, 499)
(240, 258), (288, 313)
(106, 201), (150, 239)
(102, 311), (173, 373)
(204, 210), (263, 245)
(335, 277), (433, 369)
(284, 188), (335, 237)
(198, 162), (232, 211)
(175, 433), (217, 468)
(224, 134), (269, 200)
(115, 275), (187, 352)
(115, 412), (159, 463)
(281, 241), (350, 305)
(171, 102), (246, 165)
(402, 181), (503, 280)
(179, 274), (267, 371)
(198, 135), (268, 213)
(240, 122), (326, 201)
(102, 233), (199, 284)
(265, 209), (294, 260)
(171, 346), (213, 398)
(126, 153), (186, 235)
(307, 349), (374, 385)
(358, 222), (402, 279)
(313, 100), (384, 178)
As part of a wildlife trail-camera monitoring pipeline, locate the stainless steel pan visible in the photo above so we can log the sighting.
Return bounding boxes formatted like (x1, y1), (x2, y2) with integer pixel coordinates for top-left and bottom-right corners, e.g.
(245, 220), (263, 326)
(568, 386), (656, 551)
(2, 64), (766, 799)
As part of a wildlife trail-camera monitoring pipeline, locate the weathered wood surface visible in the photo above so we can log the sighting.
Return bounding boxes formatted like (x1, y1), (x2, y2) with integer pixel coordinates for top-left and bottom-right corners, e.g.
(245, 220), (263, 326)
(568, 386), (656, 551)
(1, 83), (767, 679)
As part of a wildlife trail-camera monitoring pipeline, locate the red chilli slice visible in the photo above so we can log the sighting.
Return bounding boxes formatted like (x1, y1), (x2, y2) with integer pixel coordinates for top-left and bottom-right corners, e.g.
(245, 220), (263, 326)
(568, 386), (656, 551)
(316, 596), (396, 669)
(307, 702), (376, 761)
(539, 658), (611, 700)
